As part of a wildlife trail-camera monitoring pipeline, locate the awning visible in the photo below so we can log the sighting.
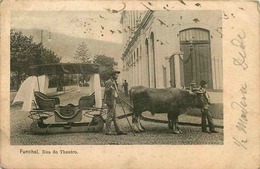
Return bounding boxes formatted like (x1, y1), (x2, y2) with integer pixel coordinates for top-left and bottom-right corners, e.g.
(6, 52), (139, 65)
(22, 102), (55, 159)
(28, 63), (100, 76)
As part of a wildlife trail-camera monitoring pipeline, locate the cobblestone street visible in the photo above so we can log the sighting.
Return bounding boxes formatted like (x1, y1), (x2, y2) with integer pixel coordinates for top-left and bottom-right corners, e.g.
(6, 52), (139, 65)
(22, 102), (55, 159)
(10, 89), (223, 145)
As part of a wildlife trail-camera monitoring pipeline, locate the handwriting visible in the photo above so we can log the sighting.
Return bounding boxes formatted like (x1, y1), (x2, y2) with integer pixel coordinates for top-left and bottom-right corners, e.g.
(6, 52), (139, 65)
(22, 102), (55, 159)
(231, 30), (248, 70)
(231, 83), (248, 150)
(233, 137), (247, 150)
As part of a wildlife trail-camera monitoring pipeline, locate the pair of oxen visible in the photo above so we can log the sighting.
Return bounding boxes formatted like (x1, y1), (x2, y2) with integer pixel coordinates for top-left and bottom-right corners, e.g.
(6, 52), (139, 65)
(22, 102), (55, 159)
(130, 86), (206, 134)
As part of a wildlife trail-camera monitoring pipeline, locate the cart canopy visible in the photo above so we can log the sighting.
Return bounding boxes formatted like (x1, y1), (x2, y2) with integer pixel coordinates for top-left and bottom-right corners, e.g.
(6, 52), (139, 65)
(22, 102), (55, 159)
(29, 63), (99, 76)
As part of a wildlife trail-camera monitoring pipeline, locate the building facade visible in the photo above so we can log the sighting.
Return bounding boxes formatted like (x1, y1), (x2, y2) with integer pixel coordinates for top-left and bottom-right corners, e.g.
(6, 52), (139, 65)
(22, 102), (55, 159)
(120, 10), (223, 90)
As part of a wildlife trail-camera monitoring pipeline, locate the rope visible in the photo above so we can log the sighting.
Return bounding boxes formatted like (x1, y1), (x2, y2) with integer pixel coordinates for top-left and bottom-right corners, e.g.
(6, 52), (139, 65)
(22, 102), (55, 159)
(179, 50), (223, 64)
(179, 51), (192, 64)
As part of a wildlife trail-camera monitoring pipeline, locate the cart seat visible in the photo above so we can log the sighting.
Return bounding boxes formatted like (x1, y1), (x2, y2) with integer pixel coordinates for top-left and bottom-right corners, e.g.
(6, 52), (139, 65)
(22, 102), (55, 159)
(34, 91), (60, 111)
(78, 92), (95, 109)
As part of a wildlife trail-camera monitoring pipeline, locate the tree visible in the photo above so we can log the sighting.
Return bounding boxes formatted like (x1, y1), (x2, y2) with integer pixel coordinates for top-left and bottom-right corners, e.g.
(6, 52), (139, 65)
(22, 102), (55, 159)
(74, 42), (92, 63)
(10, 29), (61, 89)
(41, 47), (61, 64)
(94, 55), (116, 67)
(93, 55), (117, 82)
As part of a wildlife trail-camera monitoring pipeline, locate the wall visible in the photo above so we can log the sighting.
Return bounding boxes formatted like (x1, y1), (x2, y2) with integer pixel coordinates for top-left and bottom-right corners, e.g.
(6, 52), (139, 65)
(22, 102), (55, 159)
(121, 10), (223, 90)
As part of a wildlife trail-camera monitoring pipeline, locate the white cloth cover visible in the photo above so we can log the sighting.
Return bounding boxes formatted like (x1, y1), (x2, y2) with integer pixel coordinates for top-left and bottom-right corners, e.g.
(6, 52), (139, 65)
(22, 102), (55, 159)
(89, 75), (95, 94)
(12, 75), (48, 111)
(93, 74), (102, 108)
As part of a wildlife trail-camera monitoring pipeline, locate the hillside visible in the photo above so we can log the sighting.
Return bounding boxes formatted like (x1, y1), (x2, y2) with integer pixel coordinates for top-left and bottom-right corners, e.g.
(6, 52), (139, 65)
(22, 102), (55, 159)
(17, 29), (123, 62)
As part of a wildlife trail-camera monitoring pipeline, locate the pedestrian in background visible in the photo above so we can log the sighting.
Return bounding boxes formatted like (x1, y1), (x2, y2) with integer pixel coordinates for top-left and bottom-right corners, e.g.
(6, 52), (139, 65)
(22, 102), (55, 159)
(76, 82), (80, 93)
(122, 80), (129, 97)
(104, 70), (127, 135)
(199, 80), (219, 133)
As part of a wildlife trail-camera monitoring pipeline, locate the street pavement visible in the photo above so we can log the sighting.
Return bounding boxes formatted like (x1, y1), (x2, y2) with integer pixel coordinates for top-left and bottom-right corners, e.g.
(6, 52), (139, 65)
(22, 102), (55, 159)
(10, 88), (223, 145)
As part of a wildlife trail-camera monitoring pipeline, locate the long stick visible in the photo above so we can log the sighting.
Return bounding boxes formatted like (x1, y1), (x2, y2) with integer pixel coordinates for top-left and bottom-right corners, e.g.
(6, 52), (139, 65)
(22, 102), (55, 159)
(118, 96), (133, 108)
(141, 114), (224, 128)
(114, 89), (135, 136)
(117, 97), (136, 136)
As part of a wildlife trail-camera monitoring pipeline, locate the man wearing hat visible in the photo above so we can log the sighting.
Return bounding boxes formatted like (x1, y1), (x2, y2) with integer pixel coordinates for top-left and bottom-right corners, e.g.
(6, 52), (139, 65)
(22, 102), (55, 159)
(104, 70), (127, 135)
(199, 80), (219, 133)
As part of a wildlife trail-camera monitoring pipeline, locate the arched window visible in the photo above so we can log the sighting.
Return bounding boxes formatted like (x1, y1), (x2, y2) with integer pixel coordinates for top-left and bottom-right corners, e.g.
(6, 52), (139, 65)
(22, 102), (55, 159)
(136, 48), (139, 61)
(136, 48), (139, 84)
(139, 44), (142, 59)
(133, 11), (136, 28)
(145, 38), (150, 87)
(150, 32), (156, 88)
(134, 52), (135, 64)
(133, 52), (136, 85)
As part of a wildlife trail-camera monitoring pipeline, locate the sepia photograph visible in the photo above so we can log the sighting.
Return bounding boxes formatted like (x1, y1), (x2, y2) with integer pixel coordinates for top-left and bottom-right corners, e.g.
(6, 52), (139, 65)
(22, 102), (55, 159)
(1, 0), (259, 169)
(10, 8), (223, 145)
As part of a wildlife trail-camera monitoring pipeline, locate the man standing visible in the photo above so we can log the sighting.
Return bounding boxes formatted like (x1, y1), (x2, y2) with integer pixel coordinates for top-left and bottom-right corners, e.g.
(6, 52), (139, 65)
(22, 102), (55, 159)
(122, 80), (129, 97)
(104, 70), (127, 135)
(199, 80), (219, 133)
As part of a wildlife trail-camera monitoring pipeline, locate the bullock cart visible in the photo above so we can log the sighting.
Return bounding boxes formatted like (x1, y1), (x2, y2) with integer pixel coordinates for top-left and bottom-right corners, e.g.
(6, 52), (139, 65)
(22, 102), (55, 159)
(26, 63), (106, 134)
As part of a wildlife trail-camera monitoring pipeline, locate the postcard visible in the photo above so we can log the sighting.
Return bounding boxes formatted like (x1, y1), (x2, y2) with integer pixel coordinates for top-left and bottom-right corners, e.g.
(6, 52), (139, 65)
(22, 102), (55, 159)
(0, 0), (259, 168)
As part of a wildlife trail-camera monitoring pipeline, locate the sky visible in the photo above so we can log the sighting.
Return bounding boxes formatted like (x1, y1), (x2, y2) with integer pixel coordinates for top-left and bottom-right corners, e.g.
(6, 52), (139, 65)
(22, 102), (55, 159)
(11, 10), (123, 44)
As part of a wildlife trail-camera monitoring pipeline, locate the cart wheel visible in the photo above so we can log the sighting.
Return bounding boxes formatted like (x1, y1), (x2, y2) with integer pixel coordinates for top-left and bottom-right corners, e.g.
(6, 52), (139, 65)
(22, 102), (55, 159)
(30, 121), (47, 134)
(91, 115), (103, 124)
(91, 115), (104, 132)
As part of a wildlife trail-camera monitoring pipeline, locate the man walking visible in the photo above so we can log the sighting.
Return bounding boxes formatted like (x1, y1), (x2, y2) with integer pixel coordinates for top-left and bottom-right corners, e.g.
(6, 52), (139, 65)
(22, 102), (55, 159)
(104, 70), (127, 135)
(199, 80), (219, 133)
(122, 80), (129, 97)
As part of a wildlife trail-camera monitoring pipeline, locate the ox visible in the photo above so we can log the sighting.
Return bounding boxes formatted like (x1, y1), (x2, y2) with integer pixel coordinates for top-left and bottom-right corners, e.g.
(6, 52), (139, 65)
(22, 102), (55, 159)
(130, 86), (204, 134)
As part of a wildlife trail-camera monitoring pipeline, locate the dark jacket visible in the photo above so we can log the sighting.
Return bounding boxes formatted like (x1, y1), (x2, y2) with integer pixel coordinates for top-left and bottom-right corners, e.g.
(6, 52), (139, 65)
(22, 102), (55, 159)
(104, 78), (118, 106)
(123, 82), (128, 90)
(198, 86), (210, 109)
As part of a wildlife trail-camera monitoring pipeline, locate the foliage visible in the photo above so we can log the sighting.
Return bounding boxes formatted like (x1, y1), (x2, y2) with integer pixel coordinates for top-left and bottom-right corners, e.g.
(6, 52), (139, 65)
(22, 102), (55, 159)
(40, 47), (61, 64)
(94, 55), (116, 66)
(73, 42), (92, 63)
(93, 55), (117, 82)
(10, 29), (61, 89)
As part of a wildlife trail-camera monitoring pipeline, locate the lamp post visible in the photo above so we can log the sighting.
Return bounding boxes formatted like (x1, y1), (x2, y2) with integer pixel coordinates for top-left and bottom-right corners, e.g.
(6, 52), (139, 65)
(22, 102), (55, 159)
(189, 40), (196, 90)
(40, 27), (52, 44)
(36, 28), (52, 92)
(39, 27), (52, 63)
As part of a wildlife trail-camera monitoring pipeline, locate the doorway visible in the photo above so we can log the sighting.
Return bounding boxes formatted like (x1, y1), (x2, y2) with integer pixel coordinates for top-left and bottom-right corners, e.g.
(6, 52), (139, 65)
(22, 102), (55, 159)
(179, 28), (213, 88)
